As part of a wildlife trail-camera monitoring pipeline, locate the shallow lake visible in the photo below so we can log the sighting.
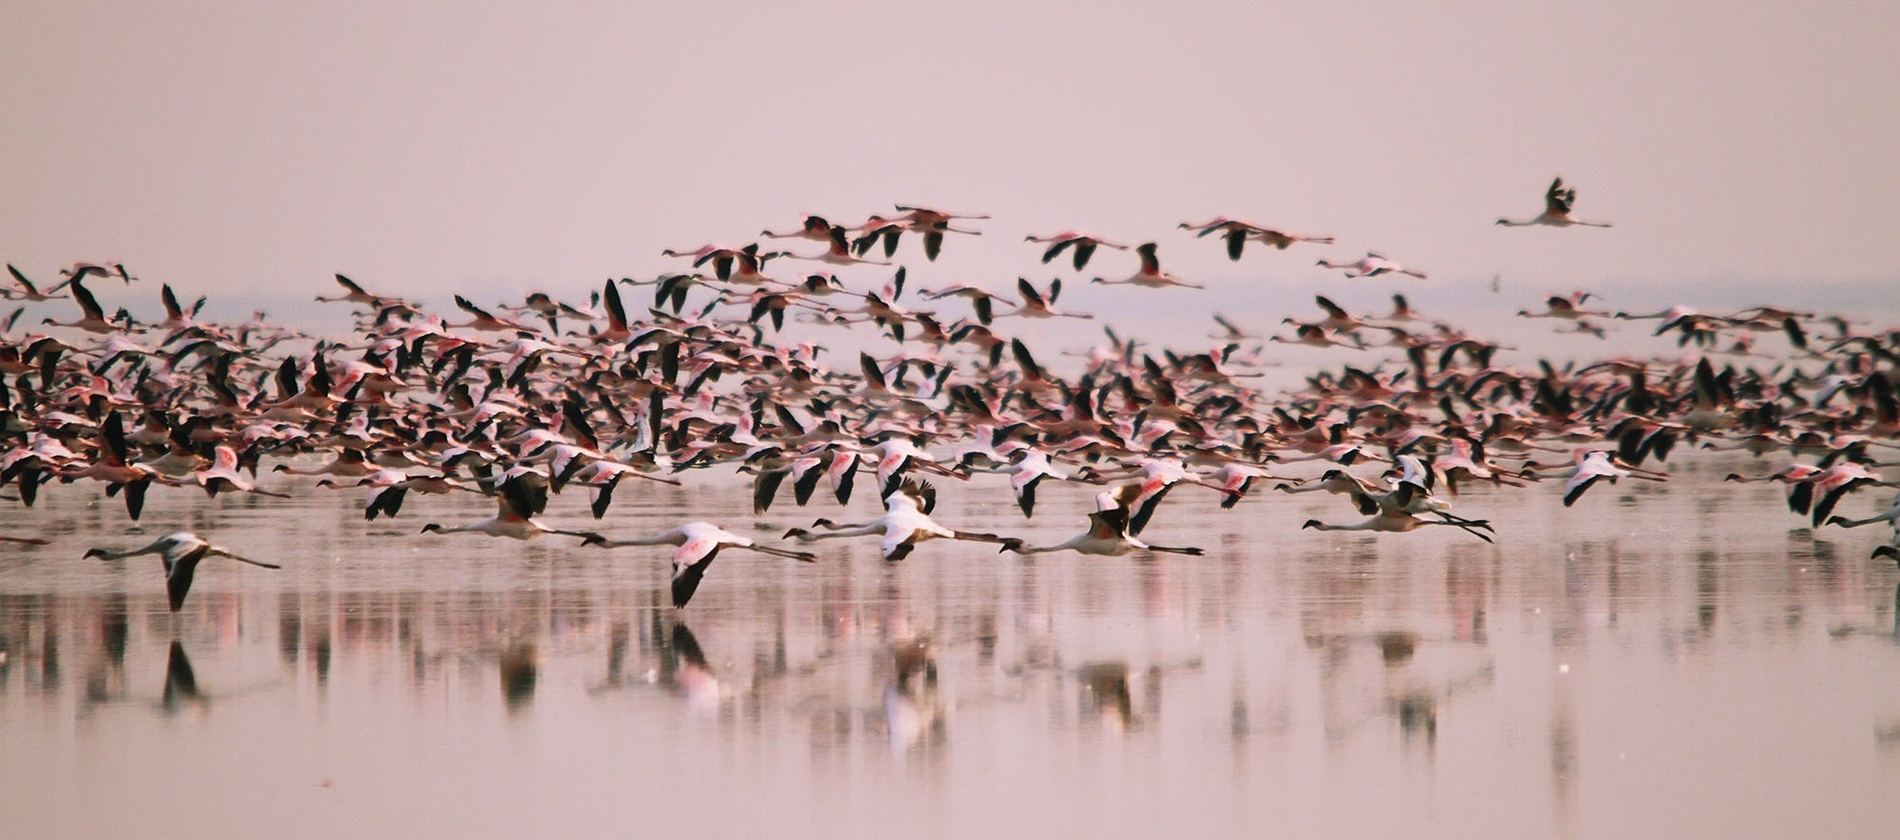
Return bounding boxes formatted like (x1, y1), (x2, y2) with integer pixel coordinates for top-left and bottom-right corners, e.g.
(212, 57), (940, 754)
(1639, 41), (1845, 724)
(3, 455), (1898, 838)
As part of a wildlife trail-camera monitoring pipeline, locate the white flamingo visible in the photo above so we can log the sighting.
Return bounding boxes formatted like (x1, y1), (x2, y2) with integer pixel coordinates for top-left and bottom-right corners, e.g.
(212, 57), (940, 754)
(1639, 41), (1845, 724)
(1497, 176), (1612, 228)
(84, 532), (280, 612)
(591, 522), (815, 608)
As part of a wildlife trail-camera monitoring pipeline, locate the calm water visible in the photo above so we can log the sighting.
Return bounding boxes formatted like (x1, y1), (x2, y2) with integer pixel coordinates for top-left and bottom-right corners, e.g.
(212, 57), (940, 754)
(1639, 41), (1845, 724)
(3, 455), (1898, 839)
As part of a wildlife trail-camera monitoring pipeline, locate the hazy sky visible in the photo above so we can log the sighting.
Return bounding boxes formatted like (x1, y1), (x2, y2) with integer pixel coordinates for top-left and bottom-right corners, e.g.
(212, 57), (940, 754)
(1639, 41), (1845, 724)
(3, 1), (1896, 332)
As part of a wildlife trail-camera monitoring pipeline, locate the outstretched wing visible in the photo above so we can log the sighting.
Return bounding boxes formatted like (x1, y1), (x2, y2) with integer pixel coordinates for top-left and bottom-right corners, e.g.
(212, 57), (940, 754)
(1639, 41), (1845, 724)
(1544, 176), (1574, 215)
(670, 541), (721, 608)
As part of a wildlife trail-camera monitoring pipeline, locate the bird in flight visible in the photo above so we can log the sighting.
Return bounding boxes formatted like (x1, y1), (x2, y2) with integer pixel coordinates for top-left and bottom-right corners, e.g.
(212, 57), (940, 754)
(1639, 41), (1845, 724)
(1496, 176), (1612, 228)
(84, 531), (280, 612)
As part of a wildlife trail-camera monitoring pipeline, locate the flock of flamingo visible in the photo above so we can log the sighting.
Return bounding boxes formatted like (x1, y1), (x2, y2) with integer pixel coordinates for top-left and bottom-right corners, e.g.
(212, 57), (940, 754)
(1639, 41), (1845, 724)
(3, 177), (1898, 613)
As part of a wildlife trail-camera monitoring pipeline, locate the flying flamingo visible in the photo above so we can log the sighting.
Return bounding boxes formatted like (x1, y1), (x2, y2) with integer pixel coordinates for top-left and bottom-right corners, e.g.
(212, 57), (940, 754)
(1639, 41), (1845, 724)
(1316, 252), (1428, 280)
(1299, 481), (1493, 541)
(83, 532), (281, 612)
(1024, 231), (1131, 271)
(792, 226), (892, 267)
(419, 475), (605, 542)
(1092, 242), (1203, 290)
(41, 276), (124, 334)
(2, 264), (68, 302)
(1497, 176), (1612, 228)
(1518, 292), (1612, 320)
(1003, 278), (1091, 319)
(784, 479), (1015, 561)
(590, 521), (816, 608)
(760, 214), (837, 242)
(1000, 504), (1203, 557)
(1179, 218), (1334, 260)
(314, 273), (396, 308)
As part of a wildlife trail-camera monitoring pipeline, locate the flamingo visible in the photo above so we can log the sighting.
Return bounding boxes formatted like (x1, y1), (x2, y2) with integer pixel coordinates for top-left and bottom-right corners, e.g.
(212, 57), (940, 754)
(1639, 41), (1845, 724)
(448, 295), (532, 333)
(1497, 176), (1612, 228)
(83, 532), (281, 612)
(1092, 242), (1203, 290)
(55, 261), (136, 286)
(891, 204), (989, 259)
(1179, 219), (1334, 260)
(1316, 252), (1427, 280)
(1024, 231), (1131, 271)
(313, 273), (395, 308)
(1269, 324), (1364, 350)
(660, 244), (749, 281)
(998, 448), (1075, 518)
(590, 521), (816, 608)
(917, 283), (1017, 326)
(1521, 449), (1665, 507)
(784, 479), (1015, 561)
(1797, 463), (1900, 527)
(1827, 493), (1900, 529)
(418, 474), (605, 542)
(1001, 505), (1203, 557)
(192, 446), (289, 499)
(760, 214), (837, 242)
(1518, 292), (1612, 320)
(792, 226), (892, 267)
(1826, 492), (1900, 562)
(2, 264), (68, 302)
(1003, 278), (1091, 319)
(41, 276), (123, 334)
(1299, 481), (1492, 541)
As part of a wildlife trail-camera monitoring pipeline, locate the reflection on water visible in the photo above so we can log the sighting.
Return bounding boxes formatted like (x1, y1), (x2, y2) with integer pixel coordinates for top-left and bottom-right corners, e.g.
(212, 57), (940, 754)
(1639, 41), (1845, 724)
(2, 458), (1899, 838)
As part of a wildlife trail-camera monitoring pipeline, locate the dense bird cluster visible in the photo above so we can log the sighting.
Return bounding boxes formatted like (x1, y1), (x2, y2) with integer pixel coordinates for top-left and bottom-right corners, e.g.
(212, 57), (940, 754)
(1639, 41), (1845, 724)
(5, 186), (1899, 612)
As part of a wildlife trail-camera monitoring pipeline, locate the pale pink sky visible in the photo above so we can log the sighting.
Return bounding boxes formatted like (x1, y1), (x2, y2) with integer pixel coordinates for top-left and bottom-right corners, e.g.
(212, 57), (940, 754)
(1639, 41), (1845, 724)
(3, 2), (1896, 328)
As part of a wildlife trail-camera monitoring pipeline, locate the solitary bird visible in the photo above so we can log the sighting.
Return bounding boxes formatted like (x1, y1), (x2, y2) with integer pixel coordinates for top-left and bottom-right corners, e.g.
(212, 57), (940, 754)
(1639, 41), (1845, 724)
(1496, 176), (1612, 228)
(84, 531), (281, 612)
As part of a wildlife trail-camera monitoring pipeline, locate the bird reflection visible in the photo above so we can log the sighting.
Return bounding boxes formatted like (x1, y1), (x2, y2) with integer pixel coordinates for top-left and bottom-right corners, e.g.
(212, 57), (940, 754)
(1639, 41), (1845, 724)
(499, 643), (537, 713)
(1230, 687), (1249, 741)
(605, 620), (630, 686)
(1695, 549), (1719, 634)
(85, 597), (132, 707)
(1877, 718), (1900, 756)
(585, 618), (722, 711)
(886, 639), (945, 754)
(101, 596), (130, 665)
(1377, 633), (1437, 751)
(1077, 661), (1136, 732)
(1377, 631), (1417, 665)
(161, 640), (206, 715)
(660, 622), (721, 711)
(312, 633), (332, 688)
(277, 593), (301, 666)
(1392, 694), (1436, 748)
(1824, 580), (1900, 644)
(1313, 629), (1493, 754)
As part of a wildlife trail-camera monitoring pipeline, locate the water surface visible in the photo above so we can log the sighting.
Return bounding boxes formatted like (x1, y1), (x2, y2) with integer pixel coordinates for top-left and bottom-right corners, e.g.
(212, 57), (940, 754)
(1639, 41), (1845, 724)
(3, 456), (1897, 838)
